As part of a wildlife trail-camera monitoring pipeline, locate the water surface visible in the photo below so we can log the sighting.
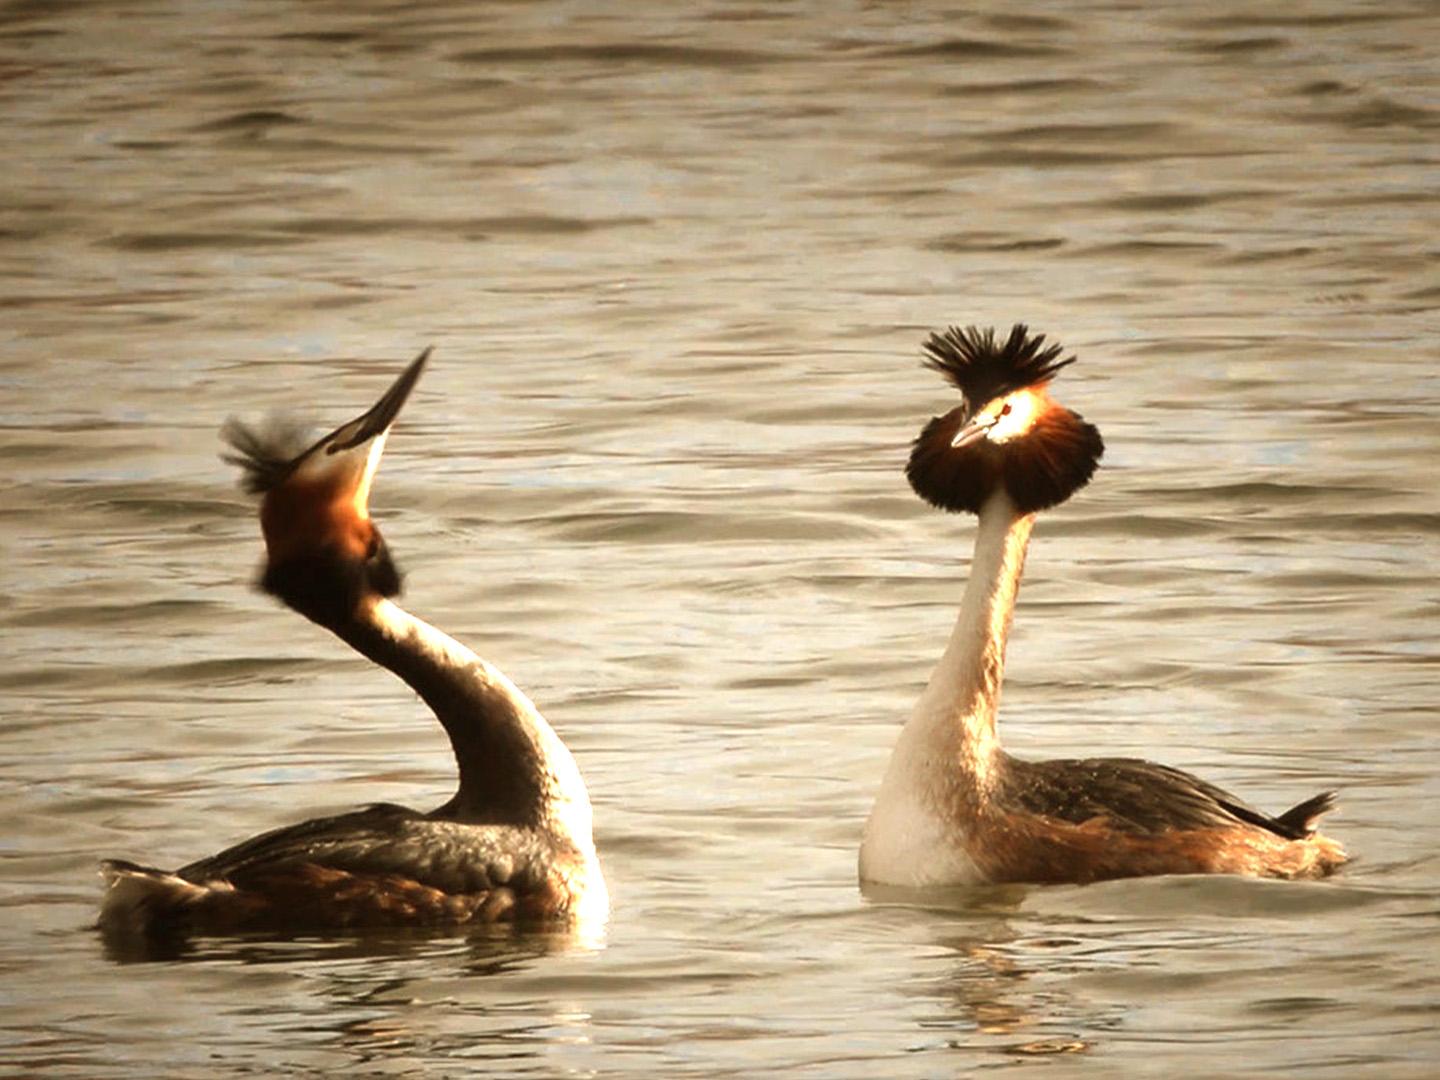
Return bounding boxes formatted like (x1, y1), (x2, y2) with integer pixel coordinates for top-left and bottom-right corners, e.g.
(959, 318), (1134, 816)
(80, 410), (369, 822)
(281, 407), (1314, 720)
(3, 2), (1438, 1076)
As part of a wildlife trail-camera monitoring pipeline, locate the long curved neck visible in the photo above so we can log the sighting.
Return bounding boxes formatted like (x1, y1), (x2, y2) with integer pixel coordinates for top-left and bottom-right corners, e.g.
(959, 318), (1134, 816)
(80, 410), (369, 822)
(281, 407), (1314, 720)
(912, 489), (1034, 774)
(321, 597), (595, 842)
(860, 489), (1035, 883)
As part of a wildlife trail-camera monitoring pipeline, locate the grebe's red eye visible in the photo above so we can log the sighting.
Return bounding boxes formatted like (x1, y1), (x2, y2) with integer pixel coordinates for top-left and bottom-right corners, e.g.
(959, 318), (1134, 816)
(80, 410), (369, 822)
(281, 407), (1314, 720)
(1000, 402), (1012, 416)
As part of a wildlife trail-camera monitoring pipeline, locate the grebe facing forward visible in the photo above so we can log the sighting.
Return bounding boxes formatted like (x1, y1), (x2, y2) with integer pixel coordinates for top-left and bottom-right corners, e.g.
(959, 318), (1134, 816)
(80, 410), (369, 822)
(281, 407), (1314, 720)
(859, 325), (1346, 888)
(100, 349), (607, 938)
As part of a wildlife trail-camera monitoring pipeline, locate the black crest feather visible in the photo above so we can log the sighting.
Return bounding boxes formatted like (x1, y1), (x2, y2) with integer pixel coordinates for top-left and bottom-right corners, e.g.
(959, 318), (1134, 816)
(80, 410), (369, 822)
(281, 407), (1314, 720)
(922, 324), (1074, 408)
(220, 415), (313, 495)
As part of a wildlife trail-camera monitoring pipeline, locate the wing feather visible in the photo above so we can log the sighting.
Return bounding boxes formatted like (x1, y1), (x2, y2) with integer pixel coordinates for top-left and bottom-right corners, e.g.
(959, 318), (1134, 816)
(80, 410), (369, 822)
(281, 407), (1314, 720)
(1000, 754), (1311, 839)
(178, 804), (551, 895)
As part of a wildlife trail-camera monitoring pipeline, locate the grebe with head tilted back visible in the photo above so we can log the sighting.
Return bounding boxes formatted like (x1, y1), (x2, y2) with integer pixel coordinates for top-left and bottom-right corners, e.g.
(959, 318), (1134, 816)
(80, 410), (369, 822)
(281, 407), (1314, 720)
(859, 325), (1346, 887)
(99, 350), (607, 939)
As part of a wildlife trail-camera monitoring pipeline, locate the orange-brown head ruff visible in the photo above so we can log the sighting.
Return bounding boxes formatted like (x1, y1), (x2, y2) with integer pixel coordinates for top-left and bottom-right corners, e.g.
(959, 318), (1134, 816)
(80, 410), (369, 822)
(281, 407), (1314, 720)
(907, 325), (1104, 515)
(220, 348), (430, 625)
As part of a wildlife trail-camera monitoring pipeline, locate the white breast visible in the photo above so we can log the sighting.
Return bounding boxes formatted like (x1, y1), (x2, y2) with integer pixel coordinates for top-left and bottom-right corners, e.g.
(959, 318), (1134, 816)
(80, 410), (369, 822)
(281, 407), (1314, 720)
(859, 772), (988, 887)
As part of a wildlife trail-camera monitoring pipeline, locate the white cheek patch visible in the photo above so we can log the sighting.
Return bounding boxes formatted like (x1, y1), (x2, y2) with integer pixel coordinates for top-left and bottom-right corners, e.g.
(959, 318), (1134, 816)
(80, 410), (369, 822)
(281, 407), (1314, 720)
(987, 391), (1042, 443)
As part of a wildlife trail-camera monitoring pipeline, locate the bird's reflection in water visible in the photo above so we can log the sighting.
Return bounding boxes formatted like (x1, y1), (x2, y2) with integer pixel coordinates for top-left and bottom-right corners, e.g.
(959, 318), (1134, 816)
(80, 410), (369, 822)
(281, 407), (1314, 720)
(863, 881), (1104, 1060)
(100, 914), (603, 967)
(99, 919), (605, 1070)
(929, 932), (1095, 1059)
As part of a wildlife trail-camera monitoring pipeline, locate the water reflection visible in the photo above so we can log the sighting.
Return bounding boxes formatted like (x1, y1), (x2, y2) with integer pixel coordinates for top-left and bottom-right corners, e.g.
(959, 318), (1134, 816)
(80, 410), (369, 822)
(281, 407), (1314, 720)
(5, 0), (1438, 1074)
(862, 885), (1098, 1058)
(99, 918), (602, 968)
(149, 929), (602, 1072)
(864, 870), (1402, 1067)
(929, 933), (1093, 1059)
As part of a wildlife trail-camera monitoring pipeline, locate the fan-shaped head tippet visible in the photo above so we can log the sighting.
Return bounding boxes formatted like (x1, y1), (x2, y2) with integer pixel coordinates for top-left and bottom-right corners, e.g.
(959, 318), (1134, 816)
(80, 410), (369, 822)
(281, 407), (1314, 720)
(906, 325), (1104, 515)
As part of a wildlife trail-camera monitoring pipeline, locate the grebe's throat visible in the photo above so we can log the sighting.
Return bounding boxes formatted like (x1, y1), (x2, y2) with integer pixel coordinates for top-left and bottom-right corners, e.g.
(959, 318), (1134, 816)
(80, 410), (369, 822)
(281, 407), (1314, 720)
(914, 489), (1033, 767)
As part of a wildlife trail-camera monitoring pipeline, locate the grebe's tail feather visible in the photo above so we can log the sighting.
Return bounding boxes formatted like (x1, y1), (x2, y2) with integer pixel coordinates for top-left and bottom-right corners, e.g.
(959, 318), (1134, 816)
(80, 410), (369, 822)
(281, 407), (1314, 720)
(1275, 790), (1339, 837)
(98, 859), (225, 937)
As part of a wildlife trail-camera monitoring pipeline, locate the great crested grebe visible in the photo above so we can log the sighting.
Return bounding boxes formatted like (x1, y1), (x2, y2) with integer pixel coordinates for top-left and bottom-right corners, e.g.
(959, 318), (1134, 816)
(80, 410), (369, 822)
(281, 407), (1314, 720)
(100, 349), (607, 937)
(859, 325), (1346, 887)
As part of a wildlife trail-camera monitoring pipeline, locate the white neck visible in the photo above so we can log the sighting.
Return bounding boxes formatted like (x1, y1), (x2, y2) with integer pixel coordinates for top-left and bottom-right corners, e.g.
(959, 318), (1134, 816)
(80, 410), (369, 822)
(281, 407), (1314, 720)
(860, 490), (1033, 885)
(912, 490), (1033, 766)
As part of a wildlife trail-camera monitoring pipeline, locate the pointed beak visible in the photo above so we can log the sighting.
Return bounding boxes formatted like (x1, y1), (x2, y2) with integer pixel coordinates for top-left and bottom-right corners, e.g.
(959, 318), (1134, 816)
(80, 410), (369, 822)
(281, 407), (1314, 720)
(316, 346), (430, 458)
(245, 348), (431, 573)
(291, 346), (431, 516)
(951, 414), (994, 449)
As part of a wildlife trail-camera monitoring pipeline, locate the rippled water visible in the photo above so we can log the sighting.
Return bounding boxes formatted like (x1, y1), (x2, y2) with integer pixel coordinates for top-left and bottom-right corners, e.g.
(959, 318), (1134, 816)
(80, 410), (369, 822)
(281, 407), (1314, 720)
(3, 2), (1438, 1075)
